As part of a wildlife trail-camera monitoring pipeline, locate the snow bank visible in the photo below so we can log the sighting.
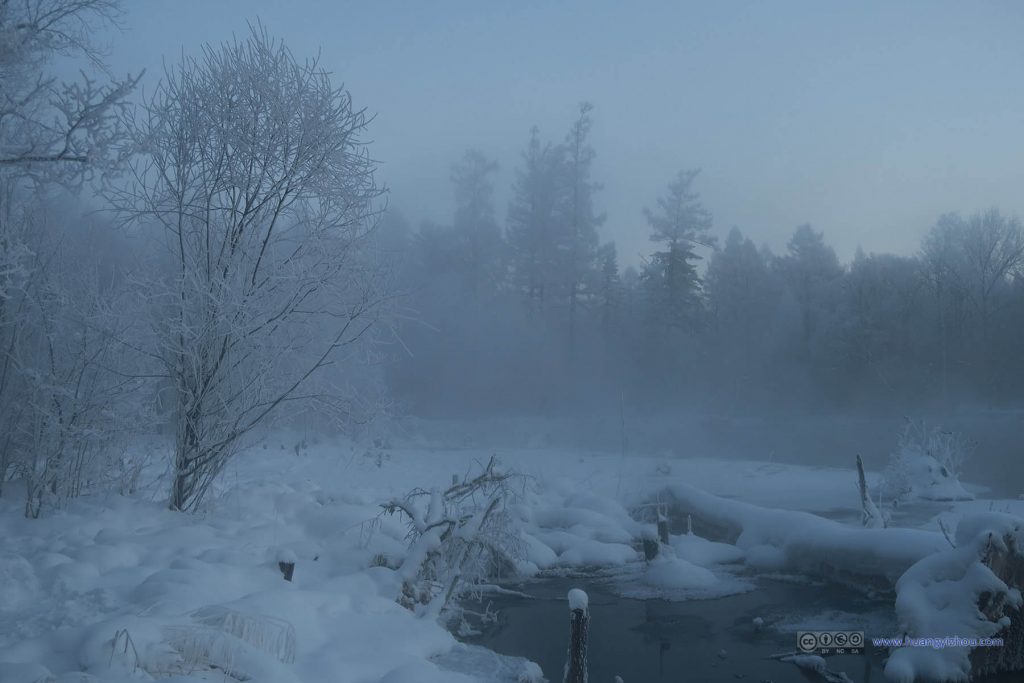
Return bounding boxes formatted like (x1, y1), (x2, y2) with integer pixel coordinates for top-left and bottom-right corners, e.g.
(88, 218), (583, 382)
(885, 513), (1024, 683)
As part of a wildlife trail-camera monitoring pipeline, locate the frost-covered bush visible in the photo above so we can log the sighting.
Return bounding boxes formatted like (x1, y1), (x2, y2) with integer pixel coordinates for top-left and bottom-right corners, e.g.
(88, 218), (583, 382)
(381, 456), (525, 620)
(880, 421), (974, 504)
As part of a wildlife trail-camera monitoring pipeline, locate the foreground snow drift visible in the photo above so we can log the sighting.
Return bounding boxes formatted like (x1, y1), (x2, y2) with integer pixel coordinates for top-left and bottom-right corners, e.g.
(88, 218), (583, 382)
(0, 445), (554, 683)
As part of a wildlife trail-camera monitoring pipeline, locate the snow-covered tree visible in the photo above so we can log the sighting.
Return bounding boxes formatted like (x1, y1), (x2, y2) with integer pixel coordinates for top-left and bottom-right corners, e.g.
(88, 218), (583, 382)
(108, 27), (387, 511)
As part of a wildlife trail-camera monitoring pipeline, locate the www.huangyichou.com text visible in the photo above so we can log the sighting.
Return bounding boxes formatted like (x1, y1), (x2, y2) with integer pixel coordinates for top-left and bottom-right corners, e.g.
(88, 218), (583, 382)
(871, 636), (1005, 649)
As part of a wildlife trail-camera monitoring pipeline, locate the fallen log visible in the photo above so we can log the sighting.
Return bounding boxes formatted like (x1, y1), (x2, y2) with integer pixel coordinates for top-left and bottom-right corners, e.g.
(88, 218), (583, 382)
(657, 482), (947, 590)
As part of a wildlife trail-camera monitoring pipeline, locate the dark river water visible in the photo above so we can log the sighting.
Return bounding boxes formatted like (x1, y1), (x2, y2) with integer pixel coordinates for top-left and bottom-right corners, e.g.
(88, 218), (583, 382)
(465, 575), (891, 683)
(464, 572), (1024, 683)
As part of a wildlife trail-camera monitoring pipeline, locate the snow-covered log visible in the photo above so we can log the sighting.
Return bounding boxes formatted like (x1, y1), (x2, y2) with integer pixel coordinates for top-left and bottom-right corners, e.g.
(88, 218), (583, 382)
(660, 482), (948, 589)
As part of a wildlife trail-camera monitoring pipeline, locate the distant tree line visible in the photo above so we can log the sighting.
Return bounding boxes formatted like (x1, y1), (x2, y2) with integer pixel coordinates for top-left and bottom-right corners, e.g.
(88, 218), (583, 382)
(384, 104), (1024, 416)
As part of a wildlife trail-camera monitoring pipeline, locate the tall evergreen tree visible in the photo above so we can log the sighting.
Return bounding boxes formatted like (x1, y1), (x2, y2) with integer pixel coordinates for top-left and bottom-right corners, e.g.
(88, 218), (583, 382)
(641, 169), (714, 330)
(507, 127), (563, 311)
(558, 102), (605, 347)
(450, 149), (502, 300)
(779, 224), (843, 345)
(594, 241), (621, 331)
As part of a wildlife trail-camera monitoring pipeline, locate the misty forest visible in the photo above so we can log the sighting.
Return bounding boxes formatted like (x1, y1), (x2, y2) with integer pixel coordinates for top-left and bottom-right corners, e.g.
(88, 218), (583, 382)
(2, 2), (1023, 683)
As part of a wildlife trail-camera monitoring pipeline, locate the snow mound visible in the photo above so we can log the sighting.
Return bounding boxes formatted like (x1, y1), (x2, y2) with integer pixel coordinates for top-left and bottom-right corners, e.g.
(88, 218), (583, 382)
(0, 662), (55, 683)
(519, 483), (642, 570)
(0, 553), (39, 612)
(610, 536), (755, 601)
(643, 554), (718, 590)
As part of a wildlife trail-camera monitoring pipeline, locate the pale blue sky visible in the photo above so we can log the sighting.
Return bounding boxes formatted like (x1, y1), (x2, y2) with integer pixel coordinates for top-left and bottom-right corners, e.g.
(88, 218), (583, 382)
(101, 1), (1024, 265)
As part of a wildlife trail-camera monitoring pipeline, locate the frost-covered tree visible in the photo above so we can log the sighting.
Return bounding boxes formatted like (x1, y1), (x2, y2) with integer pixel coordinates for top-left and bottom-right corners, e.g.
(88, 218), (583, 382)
(109, 27), (387, 511)
(0, 0), (138, 181)
(818, 250), (929, 400)
(8, 206), (143, 517)
(0, 0), (139, 513)
(922, 209), (1024, 395)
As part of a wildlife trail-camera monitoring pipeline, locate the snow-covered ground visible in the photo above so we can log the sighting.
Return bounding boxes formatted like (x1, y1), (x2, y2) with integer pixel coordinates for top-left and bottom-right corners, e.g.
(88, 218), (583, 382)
(0, 430), (1017, 682)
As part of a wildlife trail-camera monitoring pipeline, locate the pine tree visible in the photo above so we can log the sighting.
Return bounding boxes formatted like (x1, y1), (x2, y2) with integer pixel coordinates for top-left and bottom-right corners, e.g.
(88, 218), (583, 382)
(450, 149), (502, 300)
(779, 224), (843, 344)
(507, 127), (563, 311)
(558, 102), (605, 347)
(641, 169), (714, 330)
(594, 242), (621, 331)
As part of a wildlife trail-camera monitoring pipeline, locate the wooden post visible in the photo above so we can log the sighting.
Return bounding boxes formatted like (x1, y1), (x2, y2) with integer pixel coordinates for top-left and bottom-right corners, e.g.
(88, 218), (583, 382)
(565, 588), (589, 683)
(278, 561), (295, 582)
(657, 503), (670, 545)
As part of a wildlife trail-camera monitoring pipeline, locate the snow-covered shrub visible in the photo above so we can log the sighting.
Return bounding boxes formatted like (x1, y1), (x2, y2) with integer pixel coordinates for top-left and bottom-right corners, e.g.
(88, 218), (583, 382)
(381, 456), (525, 620)
(880, 421), (974, 504)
